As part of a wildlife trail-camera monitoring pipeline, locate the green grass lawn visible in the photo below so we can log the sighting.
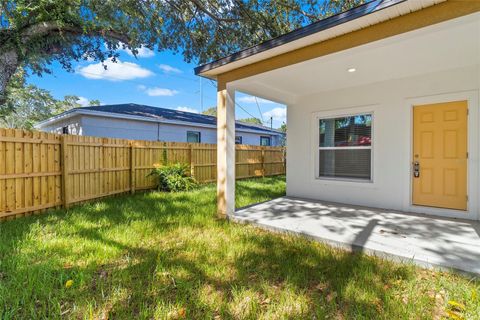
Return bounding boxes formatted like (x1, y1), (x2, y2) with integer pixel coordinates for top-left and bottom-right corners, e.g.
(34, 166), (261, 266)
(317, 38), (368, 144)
(0, 176), (479, 319)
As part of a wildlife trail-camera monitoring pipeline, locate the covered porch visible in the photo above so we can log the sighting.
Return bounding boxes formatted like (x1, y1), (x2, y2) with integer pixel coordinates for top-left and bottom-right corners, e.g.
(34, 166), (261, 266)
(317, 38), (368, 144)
(193, 1), (480, 273)
(235, 197), (480, 274)
(201, 1), (480, 220)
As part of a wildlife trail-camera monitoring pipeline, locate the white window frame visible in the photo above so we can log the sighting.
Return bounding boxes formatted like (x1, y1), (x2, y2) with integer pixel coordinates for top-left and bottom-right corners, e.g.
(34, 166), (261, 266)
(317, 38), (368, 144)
(315, 111), (374, 183)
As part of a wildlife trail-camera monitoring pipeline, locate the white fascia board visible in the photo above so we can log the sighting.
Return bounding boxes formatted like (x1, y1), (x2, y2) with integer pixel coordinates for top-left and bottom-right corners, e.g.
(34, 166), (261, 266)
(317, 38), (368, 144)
(34, 110), (74, 128)
(34, 109), (281, 136)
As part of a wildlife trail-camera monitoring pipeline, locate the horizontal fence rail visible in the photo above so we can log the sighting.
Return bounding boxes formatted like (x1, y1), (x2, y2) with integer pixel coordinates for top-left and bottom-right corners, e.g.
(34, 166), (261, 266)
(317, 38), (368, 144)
(0, 128), (285, 220)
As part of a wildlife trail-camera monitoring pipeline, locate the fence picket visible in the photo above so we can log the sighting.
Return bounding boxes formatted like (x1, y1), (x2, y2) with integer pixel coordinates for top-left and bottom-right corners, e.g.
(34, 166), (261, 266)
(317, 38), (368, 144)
(0, 128), (285, 220)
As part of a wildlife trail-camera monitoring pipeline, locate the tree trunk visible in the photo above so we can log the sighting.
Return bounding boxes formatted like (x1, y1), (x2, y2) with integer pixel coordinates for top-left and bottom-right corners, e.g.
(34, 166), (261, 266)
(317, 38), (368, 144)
(0, 49), (19, 106)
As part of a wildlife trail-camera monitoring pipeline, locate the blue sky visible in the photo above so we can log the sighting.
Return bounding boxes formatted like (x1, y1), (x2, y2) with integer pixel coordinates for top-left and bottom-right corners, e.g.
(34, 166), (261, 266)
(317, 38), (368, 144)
(28, 47), (287, 128)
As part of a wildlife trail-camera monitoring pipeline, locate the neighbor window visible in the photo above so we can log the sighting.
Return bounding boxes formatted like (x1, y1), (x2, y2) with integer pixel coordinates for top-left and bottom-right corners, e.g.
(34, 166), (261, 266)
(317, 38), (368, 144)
(235, 136), (243, 144)
(260, 136), (271, 146)
(318, 113), (372, 180)
(187, 131), (201, 143)
(62, 126), (69, 134)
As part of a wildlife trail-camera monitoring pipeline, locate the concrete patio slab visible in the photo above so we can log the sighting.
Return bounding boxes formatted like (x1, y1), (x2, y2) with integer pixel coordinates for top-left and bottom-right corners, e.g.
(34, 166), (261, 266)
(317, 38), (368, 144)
(234, 197), (480, 275)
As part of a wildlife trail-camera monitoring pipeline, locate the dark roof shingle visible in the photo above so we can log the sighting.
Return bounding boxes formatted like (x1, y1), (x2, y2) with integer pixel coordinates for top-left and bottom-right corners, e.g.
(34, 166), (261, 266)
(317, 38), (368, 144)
(79, 103), (281, 134)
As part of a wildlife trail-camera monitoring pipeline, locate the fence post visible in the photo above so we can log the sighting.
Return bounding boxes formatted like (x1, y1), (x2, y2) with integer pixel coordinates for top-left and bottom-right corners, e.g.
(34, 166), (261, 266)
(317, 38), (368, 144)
(130, 143), (136, 194)
(189, 144), (195, 178)
(261, 147), (266, 178)
(60, 135), (69, 208)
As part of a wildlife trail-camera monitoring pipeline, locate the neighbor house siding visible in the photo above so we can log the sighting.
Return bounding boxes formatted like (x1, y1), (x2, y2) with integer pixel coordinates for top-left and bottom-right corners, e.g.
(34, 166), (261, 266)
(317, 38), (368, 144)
(81, 115), (159, 140)
(41, 115), (83, 135)
(43, 114), (280, 146)
(286, 65), (480, 219)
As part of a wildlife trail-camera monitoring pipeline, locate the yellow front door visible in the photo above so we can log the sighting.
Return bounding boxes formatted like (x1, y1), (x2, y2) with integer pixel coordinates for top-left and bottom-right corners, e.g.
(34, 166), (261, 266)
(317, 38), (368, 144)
(412, 101), (468, 211)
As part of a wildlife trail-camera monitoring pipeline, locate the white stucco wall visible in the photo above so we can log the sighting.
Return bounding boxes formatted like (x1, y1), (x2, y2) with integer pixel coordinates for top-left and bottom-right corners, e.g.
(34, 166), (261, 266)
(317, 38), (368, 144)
(42, 114), (281, 146)
(286, 66), (480, 220)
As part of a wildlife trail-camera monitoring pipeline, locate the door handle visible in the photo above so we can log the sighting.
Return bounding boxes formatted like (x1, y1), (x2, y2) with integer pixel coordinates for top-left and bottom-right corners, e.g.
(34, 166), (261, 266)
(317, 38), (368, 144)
(413, 161), (420, 178)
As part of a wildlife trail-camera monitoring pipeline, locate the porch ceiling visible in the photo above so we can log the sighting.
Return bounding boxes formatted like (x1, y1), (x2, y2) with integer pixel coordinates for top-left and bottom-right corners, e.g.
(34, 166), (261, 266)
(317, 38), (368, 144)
(231, 12), (480, 105)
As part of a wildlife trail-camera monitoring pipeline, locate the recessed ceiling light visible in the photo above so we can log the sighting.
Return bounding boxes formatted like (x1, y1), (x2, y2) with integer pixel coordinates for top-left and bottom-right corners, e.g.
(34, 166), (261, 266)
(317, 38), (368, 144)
(347, 68), (356, 73)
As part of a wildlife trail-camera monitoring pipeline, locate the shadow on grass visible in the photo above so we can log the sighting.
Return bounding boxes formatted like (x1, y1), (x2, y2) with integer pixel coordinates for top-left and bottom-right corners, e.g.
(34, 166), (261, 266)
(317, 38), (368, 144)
(0, 177), (421, 318)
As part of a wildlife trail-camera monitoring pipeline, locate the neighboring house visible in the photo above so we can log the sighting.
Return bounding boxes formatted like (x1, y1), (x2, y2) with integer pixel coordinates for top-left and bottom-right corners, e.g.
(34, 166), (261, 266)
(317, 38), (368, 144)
(34, 104), (284, 146)
(196, 0), (480, 221)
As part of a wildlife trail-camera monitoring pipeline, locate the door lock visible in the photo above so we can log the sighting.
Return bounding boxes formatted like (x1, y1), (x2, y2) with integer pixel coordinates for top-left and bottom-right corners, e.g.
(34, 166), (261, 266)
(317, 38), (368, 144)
(413, 161), (420, 178)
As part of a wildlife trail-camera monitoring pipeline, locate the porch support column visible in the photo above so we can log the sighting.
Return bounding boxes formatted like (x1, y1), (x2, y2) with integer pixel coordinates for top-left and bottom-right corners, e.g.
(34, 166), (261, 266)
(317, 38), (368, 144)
(217, 81), (235, 218)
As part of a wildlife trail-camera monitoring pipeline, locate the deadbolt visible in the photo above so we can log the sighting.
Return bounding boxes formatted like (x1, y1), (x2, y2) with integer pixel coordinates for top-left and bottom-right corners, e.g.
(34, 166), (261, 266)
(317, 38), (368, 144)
(413, 161), (420, 178)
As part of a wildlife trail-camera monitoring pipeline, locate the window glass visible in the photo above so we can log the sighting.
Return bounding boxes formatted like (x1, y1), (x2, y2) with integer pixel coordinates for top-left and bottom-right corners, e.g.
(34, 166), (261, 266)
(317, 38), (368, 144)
(235, 136), (243, 144)
(260, 136), (271, 146)
(318, 113), (372, 180)
(319, 115), (372, 147)
(187, 131), (201, 143)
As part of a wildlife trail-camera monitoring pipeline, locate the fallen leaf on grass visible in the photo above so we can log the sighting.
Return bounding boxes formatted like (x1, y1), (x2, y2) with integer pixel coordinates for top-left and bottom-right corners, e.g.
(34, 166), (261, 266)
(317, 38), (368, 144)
(445, 310), (464, 320)
(448, 300), (466, 312)
(167, 308), (187, 319)
(65, 280), (74, 289)
(431, 291), (446, 320)
(178, 308), (186, 318)
(315, 282), (328, 292)
(373, 298), (383, 313)
(327, 292), (337, 303)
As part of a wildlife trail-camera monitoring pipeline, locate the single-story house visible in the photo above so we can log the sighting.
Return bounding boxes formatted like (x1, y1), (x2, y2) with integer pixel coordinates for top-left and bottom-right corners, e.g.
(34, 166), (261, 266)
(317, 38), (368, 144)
(195, 0), (480, 221)
(34, 103), (284, 146)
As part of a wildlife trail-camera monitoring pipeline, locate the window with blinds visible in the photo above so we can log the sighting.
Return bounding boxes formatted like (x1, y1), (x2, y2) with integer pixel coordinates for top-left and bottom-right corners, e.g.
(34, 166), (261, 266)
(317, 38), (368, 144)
(318, 114), (372, 180)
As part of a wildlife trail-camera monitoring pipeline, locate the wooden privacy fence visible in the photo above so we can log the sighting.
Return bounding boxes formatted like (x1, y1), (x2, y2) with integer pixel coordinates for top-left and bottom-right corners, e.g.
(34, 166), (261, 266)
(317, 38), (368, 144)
(0, 128), (285, 220)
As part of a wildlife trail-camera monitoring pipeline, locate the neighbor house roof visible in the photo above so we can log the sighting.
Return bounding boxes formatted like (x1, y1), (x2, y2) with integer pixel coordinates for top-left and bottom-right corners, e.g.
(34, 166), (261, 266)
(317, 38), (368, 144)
(35, 103), (283, 135)
(195, 0), (446, 78)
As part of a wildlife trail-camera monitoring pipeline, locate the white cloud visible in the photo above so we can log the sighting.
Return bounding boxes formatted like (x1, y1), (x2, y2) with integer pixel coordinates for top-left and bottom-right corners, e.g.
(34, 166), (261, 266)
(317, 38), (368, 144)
(75, 96), (103, 106)
(176, 106), (199, 113)
(238, 96), (274, 104)
(263, 107), (286, 123)
(138, 86), (179, 97)
(76, 96), (90, 107)
(81, 53), (95, 62)
(124, 46), (155, 58)
(77, 59), (154, 81)
(158, 64), (182, 74)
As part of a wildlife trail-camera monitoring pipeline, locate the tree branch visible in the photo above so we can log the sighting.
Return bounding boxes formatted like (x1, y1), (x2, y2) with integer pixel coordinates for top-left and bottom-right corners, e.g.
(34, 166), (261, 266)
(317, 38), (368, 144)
(281, 4), (318, 21)
(19, 21), (130, 45)
(189, 0), (240, 23)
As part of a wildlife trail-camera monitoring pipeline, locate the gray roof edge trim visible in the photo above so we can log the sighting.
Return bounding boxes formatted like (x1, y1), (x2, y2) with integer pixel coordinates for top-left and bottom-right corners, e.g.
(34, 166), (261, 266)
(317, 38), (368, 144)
(194, 0), (407, 76)
(34, 108), (80, 128)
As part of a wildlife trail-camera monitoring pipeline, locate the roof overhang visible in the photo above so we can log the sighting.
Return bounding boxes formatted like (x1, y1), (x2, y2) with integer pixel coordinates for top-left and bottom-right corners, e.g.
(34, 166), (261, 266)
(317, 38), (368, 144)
(228, 11), (480, 105)
(195, 0), (480, 84)
(34, 109), (281, 136)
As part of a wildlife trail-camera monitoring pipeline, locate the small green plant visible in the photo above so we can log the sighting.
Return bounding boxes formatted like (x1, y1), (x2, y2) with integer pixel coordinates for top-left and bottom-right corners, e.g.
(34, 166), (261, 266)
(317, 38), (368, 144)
(148, 163), (197, 192)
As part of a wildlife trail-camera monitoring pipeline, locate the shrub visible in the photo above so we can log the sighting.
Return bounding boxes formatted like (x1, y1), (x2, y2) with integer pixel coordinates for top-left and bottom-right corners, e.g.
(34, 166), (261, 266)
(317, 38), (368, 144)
(148, 163), (198, 192)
